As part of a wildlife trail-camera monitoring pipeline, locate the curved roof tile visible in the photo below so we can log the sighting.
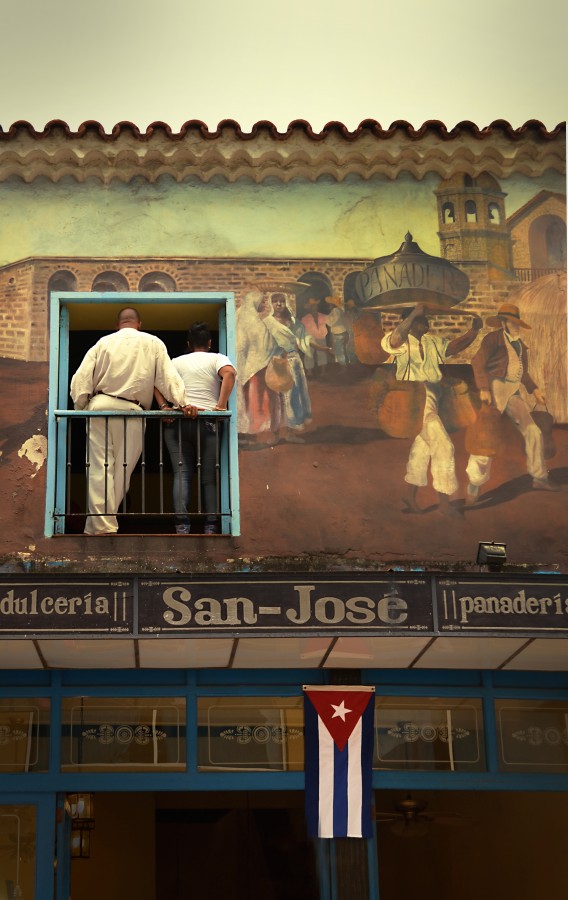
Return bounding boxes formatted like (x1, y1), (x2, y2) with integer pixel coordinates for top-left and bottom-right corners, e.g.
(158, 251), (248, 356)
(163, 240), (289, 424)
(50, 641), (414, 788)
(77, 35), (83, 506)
(0, 119), (564, 183)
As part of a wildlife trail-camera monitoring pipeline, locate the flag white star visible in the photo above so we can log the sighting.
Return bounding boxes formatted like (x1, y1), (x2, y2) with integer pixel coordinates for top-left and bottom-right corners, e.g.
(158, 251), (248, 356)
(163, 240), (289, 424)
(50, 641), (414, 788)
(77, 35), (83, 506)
(330, 701), (352, 722)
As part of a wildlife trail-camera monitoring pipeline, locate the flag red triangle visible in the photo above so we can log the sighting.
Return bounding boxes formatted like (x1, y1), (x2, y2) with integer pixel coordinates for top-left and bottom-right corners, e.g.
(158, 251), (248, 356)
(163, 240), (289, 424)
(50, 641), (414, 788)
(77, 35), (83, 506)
(305, 689), (373, 751)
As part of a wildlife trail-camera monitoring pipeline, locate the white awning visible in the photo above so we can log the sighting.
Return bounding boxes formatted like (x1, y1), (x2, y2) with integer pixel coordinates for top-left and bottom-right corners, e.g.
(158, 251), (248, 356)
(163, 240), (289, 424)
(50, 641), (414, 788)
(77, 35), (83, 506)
(1, 634), (566, 671)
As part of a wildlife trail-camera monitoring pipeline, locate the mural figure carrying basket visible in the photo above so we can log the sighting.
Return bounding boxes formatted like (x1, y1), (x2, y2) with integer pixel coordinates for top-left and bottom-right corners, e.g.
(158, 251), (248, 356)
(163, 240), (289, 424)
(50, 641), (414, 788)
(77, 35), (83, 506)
(360, 233), (482, 517)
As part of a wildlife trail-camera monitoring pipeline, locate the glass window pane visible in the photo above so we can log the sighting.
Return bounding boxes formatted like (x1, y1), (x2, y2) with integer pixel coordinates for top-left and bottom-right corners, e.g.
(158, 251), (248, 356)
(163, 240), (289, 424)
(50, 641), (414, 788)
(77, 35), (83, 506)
(0, 699), (50, 773)
(197, 697), (304, 771)
(61, 697), (186, 771)
(496, 700), (568, 772)
(374, 697), (485, 771)
(0, 805), (36, 900)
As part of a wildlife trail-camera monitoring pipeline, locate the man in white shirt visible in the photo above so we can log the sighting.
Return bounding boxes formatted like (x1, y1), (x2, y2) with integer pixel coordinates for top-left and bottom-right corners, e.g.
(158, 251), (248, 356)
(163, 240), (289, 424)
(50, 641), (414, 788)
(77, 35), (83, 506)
(70, 307), (189, 535)
(154, 321), (236, 535)
(381, 303), (482, 518)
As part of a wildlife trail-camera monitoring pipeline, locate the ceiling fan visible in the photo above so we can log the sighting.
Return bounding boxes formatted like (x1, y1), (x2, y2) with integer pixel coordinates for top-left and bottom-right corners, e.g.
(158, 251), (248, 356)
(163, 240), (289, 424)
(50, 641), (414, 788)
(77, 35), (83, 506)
(376, 795), (464, 837)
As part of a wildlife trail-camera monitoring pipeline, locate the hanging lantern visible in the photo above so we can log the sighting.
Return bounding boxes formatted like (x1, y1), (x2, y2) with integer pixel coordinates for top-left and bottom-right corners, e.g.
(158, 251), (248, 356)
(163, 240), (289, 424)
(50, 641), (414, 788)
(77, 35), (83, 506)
(70, 825), (93, 859)
(67, 793), (94, 822)
(67, 793), (95, 860)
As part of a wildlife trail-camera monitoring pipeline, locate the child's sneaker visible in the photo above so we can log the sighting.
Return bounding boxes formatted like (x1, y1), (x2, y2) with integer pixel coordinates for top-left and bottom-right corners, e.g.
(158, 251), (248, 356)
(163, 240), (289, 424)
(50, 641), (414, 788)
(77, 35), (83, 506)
(175, 524), (191, 535)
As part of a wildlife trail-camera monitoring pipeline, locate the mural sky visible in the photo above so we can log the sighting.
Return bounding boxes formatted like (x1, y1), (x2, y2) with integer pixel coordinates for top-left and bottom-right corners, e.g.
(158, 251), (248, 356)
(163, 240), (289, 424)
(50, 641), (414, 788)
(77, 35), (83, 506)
(0, 170), (564, 266)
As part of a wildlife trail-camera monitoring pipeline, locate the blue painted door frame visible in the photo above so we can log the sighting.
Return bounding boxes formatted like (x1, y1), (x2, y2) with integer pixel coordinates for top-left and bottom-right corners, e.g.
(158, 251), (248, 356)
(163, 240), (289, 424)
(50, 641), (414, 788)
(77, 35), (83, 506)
(45, 290), (239, 537)
(0, 792), (56, 899)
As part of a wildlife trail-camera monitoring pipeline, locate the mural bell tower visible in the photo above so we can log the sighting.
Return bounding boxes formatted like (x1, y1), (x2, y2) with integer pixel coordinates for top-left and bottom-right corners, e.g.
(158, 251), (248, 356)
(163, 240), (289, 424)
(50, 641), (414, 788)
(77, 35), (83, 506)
(435, 171), (513, 272)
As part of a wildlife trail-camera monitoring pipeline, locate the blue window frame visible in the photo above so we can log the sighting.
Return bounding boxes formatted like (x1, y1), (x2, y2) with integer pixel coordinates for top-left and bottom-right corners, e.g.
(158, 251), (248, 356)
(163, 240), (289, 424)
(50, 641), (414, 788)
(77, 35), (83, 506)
(45, 291), (240, 537)
(1, 669), (568, 795)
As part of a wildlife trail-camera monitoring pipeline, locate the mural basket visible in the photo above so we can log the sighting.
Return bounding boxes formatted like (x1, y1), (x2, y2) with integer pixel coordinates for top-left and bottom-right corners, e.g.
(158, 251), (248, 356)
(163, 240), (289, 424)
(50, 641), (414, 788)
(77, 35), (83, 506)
(464, 403), (504, 457)
(353, 313), (389, 365)
(265, 356), (294, 393)
(376, 379), (426, 439)
(439, 377), (477, 433)
(531, 406), (556, 459)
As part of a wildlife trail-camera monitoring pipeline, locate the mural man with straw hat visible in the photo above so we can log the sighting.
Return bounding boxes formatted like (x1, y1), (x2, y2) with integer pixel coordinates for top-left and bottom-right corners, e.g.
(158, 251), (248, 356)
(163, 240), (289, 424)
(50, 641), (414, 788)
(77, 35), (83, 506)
(465, 302), (560, 502)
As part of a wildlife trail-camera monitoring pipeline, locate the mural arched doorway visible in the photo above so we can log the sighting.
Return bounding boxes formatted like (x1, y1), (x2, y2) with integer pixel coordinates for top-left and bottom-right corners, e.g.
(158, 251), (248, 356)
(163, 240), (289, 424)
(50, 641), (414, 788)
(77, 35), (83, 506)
(528, 214), (566, 269)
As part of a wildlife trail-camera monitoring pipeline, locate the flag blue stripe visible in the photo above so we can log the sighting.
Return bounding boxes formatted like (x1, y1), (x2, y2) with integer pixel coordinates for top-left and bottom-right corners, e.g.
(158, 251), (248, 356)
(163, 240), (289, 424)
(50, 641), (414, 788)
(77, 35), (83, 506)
(333, 739), (349, 837)
(360, 697), (375, 838)
(304, 695), (321, 838)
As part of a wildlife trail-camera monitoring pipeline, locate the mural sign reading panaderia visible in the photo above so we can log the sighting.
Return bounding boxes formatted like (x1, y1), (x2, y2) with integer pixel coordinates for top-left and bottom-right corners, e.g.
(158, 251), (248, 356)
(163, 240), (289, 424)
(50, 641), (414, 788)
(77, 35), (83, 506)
(354, 232), (470, 306)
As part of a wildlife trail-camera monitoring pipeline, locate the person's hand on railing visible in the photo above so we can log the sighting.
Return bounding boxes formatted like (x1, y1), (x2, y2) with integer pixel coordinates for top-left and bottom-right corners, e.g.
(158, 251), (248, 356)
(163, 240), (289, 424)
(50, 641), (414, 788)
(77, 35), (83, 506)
(181, 404), (199, 418)
(156, 400), (175, 424)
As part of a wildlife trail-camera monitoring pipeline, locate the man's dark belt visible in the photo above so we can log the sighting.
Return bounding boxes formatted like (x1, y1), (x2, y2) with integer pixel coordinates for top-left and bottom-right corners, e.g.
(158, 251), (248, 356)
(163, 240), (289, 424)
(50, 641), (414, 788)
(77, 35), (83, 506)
(95, 392), (142, 408)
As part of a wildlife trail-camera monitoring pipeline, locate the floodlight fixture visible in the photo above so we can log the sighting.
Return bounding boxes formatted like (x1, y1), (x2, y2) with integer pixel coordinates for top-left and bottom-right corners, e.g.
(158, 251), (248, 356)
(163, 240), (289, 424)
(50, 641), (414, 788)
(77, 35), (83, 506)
(476, 541), (507, 571)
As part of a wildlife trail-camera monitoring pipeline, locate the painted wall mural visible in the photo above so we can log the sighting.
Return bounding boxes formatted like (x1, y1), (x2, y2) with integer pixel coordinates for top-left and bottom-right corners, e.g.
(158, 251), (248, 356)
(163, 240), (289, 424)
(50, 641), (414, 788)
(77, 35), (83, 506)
(0, 146), (566, 568)
(230, 195), (567, 566)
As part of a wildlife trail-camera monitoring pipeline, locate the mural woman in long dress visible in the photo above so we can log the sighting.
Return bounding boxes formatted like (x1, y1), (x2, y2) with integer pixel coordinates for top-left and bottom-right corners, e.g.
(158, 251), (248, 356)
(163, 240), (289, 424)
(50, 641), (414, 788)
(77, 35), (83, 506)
(236, 290), (283, 448)
(265, 292), (332, 443)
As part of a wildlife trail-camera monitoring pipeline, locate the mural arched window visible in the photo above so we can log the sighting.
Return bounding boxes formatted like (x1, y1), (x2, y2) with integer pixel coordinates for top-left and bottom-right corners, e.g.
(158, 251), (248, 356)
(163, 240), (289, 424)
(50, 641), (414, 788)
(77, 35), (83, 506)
(464, 175), (475, 188)
(488, 203), (501, 225)
(296, 271), (334, 373)
(92, 271), (130, 292)
(48, 270), (77, 294)
(546, 219), (567, 267)
(465, 201), (477, 224)
(297, 271), (334, 317)
(442, 202), (455, 224)
(139, 272), (177, 292)
(343, 271), (362, 306)
(528, 214), (567, 269)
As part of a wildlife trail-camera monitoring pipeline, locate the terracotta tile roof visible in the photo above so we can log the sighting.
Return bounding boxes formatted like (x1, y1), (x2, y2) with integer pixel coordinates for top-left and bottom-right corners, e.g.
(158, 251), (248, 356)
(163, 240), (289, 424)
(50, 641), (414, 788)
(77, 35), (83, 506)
(506, 188), (567, 226)
(0, 118), (564, 184)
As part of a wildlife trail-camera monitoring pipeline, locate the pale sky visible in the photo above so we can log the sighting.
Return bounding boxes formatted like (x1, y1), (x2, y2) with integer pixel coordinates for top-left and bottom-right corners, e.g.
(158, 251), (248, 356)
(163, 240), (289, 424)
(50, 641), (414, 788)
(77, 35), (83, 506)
(0, 0), (566, 132)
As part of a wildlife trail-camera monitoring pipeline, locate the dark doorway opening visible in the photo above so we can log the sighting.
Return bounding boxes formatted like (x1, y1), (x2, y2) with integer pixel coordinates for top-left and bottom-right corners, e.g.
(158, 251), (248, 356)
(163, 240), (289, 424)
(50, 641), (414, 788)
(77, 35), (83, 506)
(64, 327), (221, 535)
(155, 791), (319, 900)
(69, 791), (320, 900)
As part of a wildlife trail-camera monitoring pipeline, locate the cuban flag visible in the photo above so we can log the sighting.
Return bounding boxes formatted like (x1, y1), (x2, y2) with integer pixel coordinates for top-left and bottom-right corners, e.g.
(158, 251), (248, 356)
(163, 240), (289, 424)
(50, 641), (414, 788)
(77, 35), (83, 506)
(303, 685), (375, 838)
